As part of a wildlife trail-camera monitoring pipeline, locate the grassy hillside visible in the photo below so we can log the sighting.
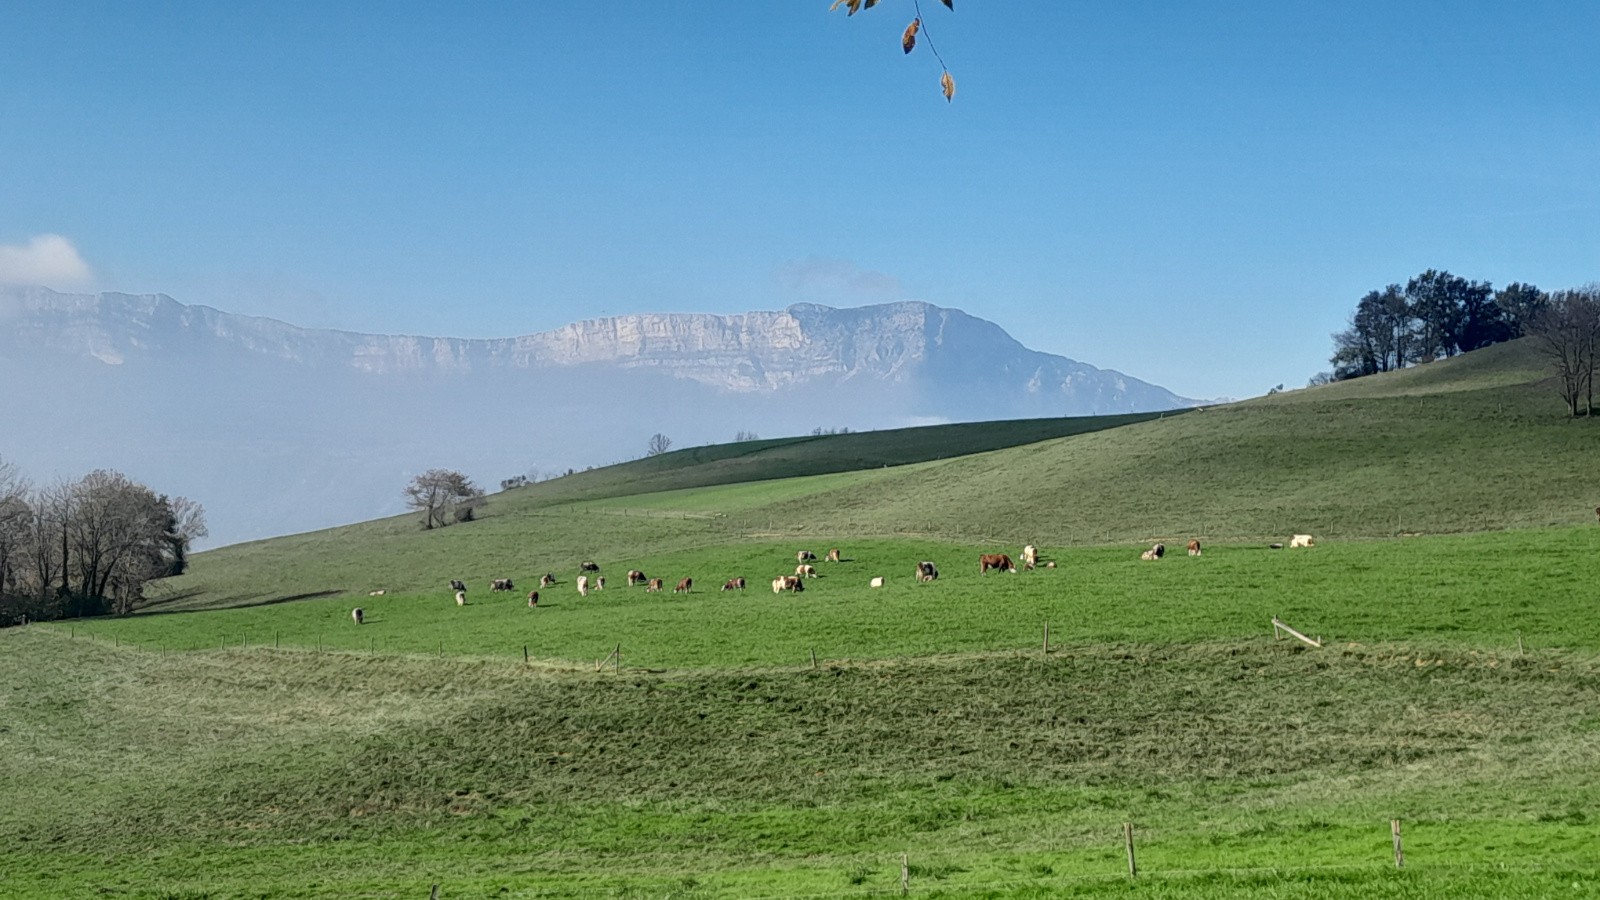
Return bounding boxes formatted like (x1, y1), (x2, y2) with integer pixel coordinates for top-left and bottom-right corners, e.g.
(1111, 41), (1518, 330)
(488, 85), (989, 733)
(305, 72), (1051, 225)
(152, 336), (1593, 613)
(7, 338), (1600, 897)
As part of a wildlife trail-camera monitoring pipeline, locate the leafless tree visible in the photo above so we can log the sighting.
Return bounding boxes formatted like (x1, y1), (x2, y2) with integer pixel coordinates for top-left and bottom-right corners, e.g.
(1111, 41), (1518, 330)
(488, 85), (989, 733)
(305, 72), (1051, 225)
(646, 433), (673, 457)
(1530, 287), (1600, 418)
(403, 469), (484, 530)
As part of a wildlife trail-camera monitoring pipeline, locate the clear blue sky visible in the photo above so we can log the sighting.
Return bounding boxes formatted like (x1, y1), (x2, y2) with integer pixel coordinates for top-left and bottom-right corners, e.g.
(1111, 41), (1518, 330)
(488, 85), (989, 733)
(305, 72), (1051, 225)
(3, 2), (1597, 400)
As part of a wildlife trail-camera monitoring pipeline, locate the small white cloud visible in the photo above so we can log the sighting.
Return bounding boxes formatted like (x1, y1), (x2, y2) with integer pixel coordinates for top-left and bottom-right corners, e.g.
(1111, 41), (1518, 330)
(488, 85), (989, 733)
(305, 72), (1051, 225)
(0, 234), (94, 287)
(774, 256), (903, 300)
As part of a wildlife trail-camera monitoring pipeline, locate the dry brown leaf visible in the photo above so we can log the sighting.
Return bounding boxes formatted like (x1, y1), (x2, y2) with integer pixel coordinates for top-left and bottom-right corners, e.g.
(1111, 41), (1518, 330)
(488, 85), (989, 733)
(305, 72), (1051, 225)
(941, 69), (955, 102)
(830, 0), (847, 10)
(846, 0), (863, 14)
(902, 18), (920, 54)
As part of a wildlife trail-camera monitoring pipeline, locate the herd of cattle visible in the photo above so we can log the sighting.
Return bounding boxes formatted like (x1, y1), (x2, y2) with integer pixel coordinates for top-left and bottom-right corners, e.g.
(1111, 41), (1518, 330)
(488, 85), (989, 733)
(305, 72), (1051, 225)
(349, 535), (1319, 624)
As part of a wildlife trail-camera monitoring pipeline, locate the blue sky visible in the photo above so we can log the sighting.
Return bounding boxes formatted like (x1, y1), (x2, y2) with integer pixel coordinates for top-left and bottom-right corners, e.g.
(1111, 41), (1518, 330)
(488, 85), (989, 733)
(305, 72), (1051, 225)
(3, 2), (1597, 400)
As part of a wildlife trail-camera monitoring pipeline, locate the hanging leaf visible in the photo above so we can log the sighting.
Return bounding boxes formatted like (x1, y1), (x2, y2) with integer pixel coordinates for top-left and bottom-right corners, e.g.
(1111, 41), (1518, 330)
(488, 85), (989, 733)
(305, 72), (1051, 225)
(941, 0), (953, 8)
(864, 0), (879, 8)
(941, 69), (956, 102)
(847, 0), (864, 14)
(902, 18), (920, 54)
(830, 0), (847, 10)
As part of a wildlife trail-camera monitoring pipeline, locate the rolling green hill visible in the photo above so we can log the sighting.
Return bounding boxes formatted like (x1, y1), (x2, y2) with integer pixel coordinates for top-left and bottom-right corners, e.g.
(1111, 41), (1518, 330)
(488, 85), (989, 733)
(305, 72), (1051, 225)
(7, 337), (1600, 898)
(153, 336), (1593, 613)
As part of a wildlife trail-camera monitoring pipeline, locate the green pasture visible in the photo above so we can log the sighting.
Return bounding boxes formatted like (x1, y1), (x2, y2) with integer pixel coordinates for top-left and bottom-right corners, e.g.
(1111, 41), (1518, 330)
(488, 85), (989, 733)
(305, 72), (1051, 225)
(6, 338), (1600, 896)
(65, 528), (1600, 667)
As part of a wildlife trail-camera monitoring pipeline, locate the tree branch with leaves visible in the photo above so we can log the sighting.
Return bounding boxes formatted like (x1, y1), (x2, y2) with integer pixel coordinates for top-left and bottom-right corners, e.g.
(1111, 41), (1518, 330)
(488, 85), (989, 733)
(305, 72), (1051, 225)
(832, 0), (957, 101)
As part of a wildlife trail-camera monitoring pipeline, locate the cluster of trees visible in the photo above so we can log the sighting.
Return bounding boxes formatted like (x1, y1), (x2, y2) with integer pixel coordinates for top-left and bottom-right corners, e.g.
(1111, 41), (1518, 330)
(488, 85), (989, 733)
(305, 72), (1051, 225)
(0, 459), (207, 624)
(1324, 271), (1599, 417)
(1325, 270), (1540, 380)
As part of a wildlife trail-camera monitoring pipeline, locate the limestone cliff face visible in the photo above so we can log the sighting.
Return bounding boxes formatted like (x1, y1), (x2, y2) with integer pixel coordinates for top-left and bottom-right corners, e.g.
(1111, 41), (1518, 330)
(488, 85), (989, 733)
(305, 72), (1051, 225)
(0, 288), (1191, 411)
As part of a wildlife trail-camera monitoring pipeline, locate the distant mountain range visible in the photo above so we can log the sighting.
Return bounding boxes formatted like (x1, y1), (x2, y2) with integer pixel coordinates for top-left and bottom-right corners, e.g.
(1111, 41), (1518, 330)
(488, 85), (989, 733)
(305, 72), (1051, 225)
(0, 286), (1196, 545)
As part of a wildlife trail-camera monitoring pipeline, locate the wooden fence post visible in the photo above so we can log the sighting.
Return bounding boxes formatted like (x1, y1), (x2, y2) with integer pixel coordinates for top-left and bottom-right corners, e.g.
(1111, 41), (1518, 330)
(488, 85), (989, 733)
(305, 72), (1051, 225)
(811, 648), (818, 669)
(1391, 818), (1404, 868)
(430, 884), (440, 899)
(1124, 822), (1137, 877)
(523, 645), (529, 666)
(901, 852), (909, 895)
(1043, 623), (1050, 655)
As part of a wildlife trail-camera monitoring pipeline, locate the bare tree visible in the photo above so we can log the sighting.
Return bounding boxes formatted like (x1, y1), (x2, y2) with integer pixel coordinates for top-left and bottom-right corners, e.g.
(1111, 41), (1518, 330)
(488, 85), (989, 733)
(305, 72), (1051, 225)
(0, 457), (29, 600)
(1530, 287), (1600, 418)
(646, 433), (673, 457)
(403, 469), (484, 530)
(733, 430), (760, 442)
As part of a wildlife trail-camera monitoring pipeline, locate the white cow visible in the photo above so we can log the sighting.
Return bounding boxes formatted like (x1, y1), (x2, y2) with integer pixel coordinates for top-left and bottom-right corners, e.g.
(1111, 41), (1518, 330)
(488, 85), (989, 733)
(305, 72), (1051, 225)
(455, 590), (467, 606)
(1289, 534), (1315, 548)
(870, 576), (885, 588)
(577, 575), (589, 596)
(1022, 545), (1038, 570)
(351, 608), (365, 625)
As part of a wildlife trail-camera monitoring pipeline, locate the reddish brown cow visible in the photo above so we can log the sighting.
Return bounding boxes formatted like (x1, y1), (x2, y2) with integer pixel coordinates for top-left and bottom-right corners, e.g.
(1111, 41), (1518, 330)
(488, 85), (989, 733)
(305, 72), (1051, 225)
(979, 553), (1016, 574)
(1187, 539), (1202, 557)
(826, 548), (841, 563)
(646, 578), (664, 592)
(674, 577), (693, 594)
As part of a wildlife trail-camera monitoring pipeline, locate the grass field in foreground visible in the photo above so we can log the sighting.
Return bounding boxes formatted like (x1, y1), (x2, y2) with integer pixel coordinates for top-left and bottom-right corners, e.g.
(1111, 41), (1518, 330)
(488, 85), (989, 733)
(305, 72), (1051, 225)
(88, 528), (1600, 668)
(4, 621), (1600, 897)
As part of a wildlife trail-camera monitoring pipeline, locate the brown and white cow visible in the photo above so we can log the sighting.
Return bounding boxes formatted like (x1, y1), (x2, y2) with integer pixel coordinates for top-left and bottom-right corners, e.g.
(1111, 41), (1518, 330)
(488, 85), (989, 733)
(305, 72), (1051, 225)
(1021, 545), (1038, 570)
(674, 577), (693, 594)
(916, 561), (939, 582)
(721, 577), (747, 591)
(594, 576), (605, 591)
(1187, 539), (1202, 557)
(797, 550), (817, 562)
(646, 578), (664, 592)
(576, 575), (589, 597)
(771, 575), (805, 594)
(826, 548), (841, 563)
(980, 553), (1017, 574)
(796, 564), (817, 578)
(1289, 534), (1314, 549)
(627, 569), (647, 586)
(539, 573), (557, 588)
(527, 591), (539, 607)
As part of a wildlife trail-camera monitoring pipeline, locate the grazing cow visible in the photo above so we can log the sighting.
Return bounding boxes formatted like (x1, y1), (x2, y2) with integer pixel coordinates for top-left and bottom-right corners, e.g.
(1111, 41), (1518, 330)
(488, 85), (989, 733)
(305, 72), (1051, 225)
(826, 548), (842, 563)
(796, 564), (817, 578)
(579, 561), (600, 573)
(797, 550), (816, 562)
(455, 590), (467, 606)
(491, 578), (515, 592)
(351, 608), (364, 625)
(1289, 534), (1315, 548)
(577, 575), (589, 597)
(595, 576), (605, 591)
(627, 569), (646, 586)
(980, 553), (1017, 574)
(721, 577), (747, 591)
(539, 573), (556, 588)
(870, 576), (885, 588)
(916, 561), (939, 582)
(772, 575), (804, 594)
(1022, 545), (1038, 570)
(647, 578), (664, 592)
(1044, 561), (1057, 569)
(674, 577), (693, 594)
(527, 591), (539, 607)
(1187, 539), (1202, 557)
(367, 590), (385, 596)
(449, 579), (466, 592)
